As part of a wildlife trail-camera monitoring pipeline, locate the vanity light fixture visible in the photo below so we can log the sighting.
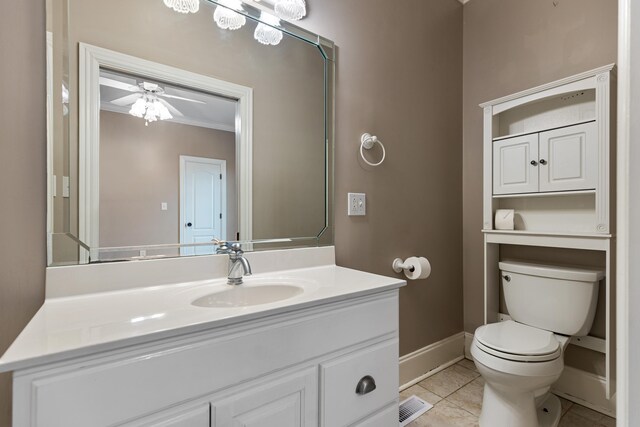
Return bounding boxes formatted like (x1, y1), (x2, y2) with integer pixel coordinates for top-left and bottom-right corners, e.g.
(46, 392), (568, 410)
(254, 11), (283, 45)
(129, 94), (173, 126)
(163, 0), (200, 14)
(274, 0), (306, 21)
(213, 0), (247, 30)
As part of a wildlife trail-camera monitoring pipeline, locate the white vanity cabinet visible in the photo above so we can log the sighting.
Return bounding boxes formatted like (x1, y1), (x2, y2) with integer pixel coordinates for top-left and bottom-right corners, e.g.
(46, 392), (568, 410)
(11, 291), (400, 427)
(493, 121), (597, 195)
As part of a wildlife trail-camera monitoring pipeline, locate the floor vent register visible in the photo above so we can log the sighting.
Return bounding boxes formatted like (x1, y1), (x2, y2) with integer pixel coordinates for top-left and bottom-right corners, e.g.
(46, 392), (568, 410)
(399, 395), (433, 426)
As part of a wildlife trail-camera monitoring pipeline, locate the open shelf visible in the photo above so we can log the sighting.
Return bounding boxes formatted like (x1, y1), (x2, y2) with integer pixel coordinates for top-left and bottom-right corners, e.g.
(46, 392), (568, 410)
(483, 229), (611, 251)
(492, 119), (596, 142)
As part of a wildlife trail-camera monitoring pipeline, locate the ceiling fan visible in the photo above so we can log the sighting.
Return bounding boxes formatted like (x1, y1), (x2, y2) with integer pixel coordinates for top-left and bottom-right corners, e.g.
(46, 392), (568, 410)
(100, 77), (205, 125)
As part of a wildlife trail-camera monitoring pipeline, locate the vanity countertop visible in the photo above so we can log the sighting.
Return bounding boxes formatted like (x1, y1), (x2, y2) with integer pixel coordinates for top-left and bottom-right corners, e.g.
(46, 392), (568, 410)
(0, 265), (405, 373)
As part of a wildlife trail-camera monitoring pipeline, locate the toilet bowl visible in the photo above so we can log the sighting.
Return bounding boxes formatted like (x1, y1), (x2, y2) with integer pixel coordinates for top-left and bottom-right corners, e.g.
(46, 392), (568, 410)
(473, 261), (604, 427)
(472, 320), (568, 427)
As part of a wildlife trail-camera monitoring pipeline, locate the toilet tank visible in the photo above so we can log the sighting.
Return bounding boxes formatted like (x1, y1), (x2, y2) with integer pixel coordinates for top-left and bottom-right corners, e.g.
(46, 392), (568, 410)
(499, 261), (604, 336)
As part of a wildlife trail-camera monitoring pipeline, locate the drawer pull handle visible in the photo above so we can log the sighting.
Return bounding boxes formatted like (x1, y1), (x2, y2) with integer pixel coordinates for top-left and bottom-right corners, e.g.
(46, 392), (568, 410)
(355, 375), (377, 395)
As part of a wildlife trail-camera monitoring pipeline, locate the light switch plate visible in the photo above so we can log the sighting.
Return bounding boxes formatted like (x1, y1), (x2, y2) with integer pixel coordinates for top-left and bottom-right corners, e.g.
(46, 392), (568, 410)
(348, 193), (366, 216)
(62, 176), (70, 198)
(161, 202), (168, 211)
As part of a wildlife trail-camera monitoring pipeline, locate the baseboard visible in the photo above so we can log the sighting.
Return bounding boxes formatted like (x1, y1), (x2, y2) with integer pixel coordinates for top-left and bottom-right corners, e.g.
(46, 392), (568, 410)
(464, 332), (474, 359)
(399, 332), (465, 389)
(551, 366), (616, 417)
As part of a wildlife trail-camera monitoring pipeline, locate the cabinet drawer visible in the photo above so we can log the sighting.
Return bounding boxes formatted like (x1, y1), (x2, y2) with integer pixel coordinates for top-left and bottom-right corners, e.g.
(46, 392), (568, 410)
(351, 403), (398, 427)
(321, 339), (398, 427)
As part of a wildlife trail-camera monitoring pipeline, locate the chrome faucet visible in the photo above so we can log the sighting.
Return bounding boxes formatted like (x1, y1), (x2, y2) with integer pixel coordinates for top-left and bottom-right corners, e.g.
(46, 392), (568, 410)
(226, 242), (252, 285)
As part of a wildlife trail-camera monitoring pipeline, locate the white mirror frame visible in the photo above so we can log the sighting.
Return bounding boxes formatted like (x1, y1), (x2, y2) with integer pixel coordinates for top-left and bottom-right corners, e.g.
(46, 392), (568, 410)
(79, 43), (253, 261)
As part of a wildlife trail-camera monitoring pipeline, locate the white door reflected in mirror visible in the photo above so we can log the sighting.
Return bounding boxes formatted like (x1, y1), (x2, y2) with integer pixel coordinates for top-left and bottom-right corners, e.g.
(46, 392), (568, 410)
(180, 156), (227, 256)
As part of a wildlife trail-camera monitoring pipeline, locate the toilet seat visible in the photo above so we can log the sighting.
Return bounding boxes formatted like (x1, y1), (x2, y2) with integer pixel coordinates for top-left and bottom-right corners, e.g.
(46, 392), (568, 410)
(474, 321), (562, 362)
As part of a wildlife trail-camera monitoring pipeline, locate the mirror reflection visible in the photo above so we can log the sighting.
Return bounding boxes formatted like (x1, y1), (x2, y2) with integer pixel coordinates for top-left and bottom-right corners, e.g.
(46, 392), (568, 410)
(99, 69), (238, 259)
(48, 0), (334, 265)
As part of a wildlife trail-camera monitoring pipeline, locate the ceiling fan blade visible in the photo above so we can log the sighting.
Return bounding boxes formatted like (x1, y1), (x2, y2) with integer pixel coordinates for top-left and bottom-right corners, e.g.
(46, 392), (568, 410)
(110, 93), (142, 106)
(160, 93), (206, 104)
(158, 98), (184, 117)
(100, 77), (139, 92)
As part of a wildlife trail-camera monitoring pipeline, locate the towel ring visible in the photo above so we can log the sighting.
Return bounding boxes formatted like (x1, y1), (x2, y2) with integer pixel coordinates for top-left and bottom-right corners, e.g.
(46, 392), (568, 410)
(360, 133), (386, 167)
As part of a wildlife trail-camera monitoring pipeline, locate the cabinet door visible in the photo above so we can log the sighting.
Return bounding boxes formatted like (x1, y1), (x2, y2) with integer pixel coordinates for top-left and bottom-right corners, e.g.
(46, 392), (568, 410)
(538, 121), (597, 192)
(211, 367), (317, 427)
(493, 134), (539, 195)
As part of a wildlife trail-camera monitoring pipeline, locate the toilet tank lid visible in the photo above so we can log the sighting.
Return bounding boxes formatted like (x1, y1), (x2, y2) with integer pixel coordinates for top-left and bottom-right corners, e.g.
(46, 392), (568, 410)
(499, 260), (604, 282)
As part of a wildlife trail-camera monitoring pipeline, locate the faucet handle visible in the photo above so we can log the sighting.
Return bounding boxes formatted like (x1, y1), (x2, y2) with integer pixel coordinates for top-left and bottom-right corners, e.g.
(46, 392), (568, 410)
(213, 238), (231, 254)
(230, 242), (243, 254)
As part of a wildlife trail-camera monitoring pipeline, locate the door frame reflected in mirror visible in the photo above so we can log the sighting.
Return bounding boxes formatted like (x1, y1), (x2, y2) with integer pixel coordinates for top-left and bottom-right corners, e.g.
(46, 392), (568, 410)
(79, 43), (253, 262)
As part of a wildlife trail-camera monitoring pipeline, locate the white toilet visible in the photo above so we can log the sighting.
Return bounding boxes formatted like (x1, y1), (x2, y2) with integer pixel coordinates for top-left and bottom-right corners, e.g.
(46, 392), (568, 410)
(471, 260), (604, 427)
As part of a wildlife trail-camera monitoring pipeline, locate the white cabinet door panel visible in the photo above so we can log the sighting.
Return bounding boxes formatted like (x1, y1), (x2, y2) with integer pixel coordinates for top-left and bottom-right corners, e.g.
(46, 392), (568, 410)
(493, 134), (539, 195)
(539, 121), (597, 192)
(212, 367), (318, 427)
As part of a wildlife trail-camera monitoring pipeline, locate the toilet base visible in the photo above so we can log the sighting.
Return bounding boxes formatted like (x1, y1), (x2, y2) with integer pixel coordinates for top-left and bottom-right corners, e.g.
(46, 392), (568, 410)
(537, 393), (562, 427)
(479, 386), (562, 427)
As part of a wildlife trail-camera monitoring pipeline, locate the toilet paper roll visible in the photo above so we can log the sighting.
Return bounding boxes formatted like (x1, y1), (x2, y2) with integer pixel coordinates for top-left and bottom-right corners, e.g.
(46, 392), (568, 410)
(403, 257), (432, 280)
(495, 209), (515, 230)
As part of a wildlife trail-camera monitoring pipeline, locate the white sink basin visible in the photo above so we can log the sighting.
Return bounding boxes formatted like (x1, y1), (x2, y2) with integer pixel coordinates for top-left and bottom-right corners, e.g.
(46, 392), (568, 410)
(192, 284), (304, 308)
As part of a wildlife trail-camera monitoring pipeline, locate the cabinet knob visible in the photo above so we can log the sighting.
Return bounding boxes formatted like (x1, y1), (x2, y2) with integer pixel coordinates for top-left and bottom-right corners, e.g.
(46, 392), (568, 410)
(530, 160), (538, 166)
(539, 159), (547, 165)
(355, 375), (377, 395)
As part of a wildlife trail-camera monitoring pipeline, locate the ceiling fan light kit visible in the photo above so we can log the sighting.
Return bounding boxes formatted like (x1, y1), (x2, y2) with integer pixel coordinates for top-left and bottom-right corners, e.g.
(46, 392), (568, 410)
(128, 96), (174, 126)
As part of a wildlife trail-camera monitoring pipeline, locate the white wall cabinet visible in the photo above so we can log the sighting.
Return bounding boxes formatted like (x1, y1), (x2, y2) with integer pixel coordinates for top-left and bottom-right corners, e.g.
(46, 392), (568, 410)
(493, 122), (597, 196)
(12, 291), (399, 427)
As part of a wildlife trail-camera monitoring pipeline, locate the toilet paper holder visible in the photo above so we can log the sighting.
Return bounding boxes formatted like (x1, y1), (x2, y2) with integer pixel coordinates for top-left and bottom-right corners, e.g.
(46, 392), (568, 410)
(392, 258), (415, 273)
(392, 256), (432, 281)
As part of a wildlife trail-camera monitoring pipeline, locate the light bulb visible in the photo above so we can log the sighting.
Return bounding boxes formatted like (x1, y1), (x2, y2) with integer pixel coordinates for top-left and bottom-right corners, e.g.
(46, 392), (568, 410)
(155, 101), (173, 120)
(129, 97), (147, 118)
(274, 0), (306, 21)
(254, 12), (283, 45)
(163, 0), (200, 14)
(213, 0), (246, 30)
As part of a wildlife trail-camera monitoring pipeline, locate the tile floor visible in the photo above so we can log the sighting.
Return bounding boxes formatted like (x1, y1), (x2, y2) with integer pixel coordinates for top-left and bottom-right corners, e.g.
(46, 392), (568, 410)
(400, 359), (616, 427)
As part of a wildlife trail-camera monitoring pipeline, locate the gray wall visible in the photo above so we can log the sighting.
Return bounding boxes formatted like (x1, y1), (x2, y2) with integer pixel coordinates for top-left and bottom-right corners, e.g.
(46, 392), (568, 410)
(302, 0), (464, 356)
(0, 0), (47, 425)
(462, 0), (618, 333)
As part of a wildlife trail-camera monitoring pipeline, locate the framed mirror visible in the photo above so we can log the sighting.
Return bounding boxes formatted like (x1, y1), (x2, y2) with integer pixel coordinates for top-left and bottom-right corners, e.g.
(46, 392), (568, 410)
(46, 0), (334, 265)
